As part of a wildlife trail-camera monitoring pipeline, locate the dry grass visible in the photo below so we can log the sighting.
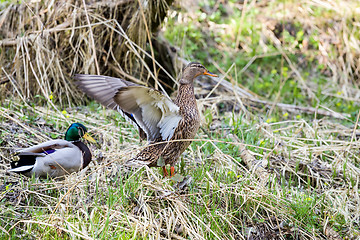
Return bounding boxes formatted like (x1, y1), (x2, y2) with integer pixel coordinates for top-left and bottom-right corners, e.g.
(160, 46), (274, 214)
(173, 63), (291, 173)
(0, 0), (172, 104)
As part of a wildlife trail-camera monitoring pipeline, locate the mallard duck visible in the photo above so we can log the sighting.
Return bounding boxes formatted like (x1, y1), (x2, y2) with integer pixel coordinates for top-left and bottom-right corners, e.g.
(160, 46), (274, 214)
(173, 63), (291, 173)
(75, 62), (217, 176)
(9, 123), (96, 178)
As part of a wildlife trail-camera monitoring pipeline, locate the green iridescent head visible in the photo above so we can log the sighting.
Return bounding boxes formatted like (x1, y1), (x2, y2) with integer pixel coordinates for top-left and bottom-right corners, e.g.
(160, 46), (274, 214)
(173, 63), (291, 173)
(64, 123), (96, 143)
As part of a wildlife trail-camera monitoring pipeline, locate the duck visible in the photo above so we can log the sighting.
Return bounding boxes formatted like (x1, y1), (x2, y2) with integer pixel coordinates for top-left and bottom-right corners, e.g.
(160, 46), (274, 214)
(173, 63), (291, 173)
(75, 62), (217, 177)
(9, 123), (96, 178)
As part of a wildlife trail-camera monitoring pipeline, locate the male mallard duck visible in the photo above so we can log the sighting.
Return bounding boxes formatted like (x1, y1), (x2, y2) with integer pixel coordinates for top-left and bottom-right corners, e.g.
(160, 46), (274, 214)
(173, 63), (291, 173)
(75, 62), (217, 176)
(9, 123), (96, 178)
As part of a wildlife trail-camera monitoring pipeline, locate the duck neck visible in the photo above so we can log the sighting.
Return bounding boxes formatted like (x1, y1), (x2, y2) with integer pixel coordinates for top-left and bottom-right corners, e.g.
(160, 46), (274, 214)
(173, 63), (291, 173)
(73, 141), (92, 168)
(175, 83), (196, 107)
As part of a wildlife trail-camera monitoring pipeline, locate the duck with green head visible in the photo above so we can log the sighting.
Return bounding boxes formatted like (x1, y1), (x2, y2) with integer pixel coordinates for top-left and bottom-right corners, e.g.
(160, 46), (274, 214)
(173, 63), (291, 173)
(9, 123), (96, 178)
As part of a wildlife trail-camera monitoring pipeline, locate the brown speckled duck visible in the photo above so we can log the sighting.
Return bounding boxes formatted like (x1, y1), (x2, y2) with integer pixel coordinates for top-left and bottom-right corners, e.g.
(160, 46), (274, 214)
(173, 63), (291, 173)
(75, 62), (217, 176)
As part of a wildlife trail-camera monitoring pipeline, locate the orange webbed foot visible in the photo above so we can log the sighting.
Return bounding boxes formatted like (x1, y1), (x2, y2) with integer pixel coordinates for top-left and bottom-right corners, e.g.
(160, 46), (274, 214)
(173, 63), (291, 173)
(163, 166), (169, 177)
(162, 166), (175, 177)
(170, 166), (175, 177)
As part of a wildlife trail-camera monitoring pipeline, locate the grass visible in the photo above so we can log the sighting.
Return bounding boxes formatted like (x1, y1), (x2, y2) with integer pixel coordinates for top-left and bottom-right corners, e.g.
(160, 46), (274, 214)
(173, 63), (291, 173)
(1, 0), (360, 239)
(163, 0), (360, 118)
(1, 97), (359, 239)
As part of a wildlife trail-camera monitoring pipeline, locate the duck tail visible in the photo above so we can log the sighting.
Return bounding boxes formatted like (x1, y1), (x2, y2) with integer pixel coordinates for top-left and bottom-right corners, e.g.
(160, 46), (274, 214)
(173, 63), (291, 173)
(123, 158), (154, 168)
(8, 152), (43, 174)
(124, 144), (165, 168)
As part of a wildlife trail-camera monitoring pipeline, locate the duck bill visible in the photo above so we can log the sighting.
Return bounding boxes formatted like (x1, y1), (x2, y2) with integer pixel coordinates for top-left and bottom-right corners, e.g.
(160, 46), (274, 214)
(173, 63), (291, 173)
(83, 132), (96, 143)
(204, 71), (218, 77)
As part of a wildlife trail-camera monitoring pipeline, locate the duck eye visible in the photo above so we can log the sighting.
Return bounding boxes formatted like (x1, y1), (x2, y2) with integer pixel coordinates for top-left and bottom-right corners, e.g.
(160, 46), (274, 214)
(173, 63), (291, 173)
(77, 127), (83, 136)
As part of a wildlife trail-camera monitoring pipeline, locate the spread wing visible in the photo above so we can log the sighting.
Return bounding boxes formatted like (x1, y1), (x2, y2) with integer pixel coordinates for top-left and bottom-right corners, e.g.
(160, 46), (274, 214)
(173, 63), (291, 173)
(74, 74), (136, 109)
(114, 86), (182, 142)
(74, 74), (147, 139)
(75, 74), (182, 142)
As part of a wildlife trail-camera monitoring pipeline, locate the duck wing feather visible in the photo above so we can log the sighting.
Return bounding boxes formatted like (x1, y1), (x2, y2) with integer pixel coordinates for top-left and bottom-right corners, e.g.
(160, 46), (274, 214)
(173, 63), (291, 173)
(74, 74), (147, 140)
(17, 139), (76, 153)
(114, 86), (182, 142)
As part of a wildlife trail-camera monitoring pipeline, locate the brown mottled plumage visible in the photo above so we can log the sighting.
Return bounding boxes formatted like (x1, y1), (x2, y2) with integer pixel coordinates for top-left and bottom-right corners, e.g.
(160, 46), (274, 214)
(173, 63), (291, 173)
(74, 62), (217, 176)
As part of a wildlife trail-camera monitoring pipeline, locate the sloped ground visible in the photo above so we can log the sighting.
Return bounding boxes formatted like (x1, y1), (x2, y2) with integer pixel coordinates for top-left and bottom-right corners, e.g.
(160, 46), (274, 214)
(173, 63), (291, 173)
(1, 85), (359, 239)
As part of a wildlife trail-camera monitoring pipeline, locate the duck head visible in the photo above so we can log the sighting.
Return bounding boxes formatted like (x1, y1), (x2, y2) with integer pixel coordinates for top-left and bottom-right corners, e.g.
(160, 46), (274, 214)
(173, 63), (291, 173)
(179, 62), (218, 85)
(65, 123), (96, 143)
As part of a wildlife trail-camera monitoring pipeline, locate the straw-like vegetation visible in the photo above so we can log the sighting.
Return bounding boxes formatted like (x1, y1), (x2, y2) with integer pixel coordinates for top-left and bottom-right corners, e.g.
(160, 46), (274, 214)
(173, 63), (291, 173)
(0, 0), (173, 104)
(1, 0), (360, 239)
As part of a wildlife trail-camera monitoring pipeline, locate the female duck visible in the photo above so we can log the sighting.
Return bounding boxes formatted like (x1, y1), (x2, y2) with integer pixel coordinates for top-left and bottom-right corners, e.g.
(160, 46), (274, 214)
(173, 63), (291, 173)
(75, 62), (217, 177)
(9, 123), (96, 178)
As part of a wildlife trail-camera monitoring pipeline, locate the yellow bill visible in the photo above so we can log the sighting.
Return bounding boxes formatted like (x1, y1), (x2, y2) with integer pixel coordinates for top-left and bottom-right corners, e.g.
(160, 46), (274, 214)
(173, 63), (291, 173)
(82, 132), (96, 143)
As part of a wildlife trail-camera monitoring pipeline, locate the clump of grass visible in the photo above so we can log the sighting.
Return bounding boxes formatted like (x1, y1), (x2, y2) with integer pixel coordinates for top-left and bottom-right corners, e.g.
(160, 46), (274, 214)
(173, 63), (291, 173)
(0, 0), (173, 105)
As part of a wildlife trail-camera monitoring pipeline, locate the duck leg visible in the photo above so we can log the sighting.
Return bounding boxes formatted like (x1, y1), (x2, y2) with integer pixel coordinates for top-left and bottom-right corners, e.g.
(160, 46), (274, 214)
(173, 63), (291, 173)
(170, 166), (175, 177)
(162, 166), (175, 177)
(162, 166), (169, 177)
